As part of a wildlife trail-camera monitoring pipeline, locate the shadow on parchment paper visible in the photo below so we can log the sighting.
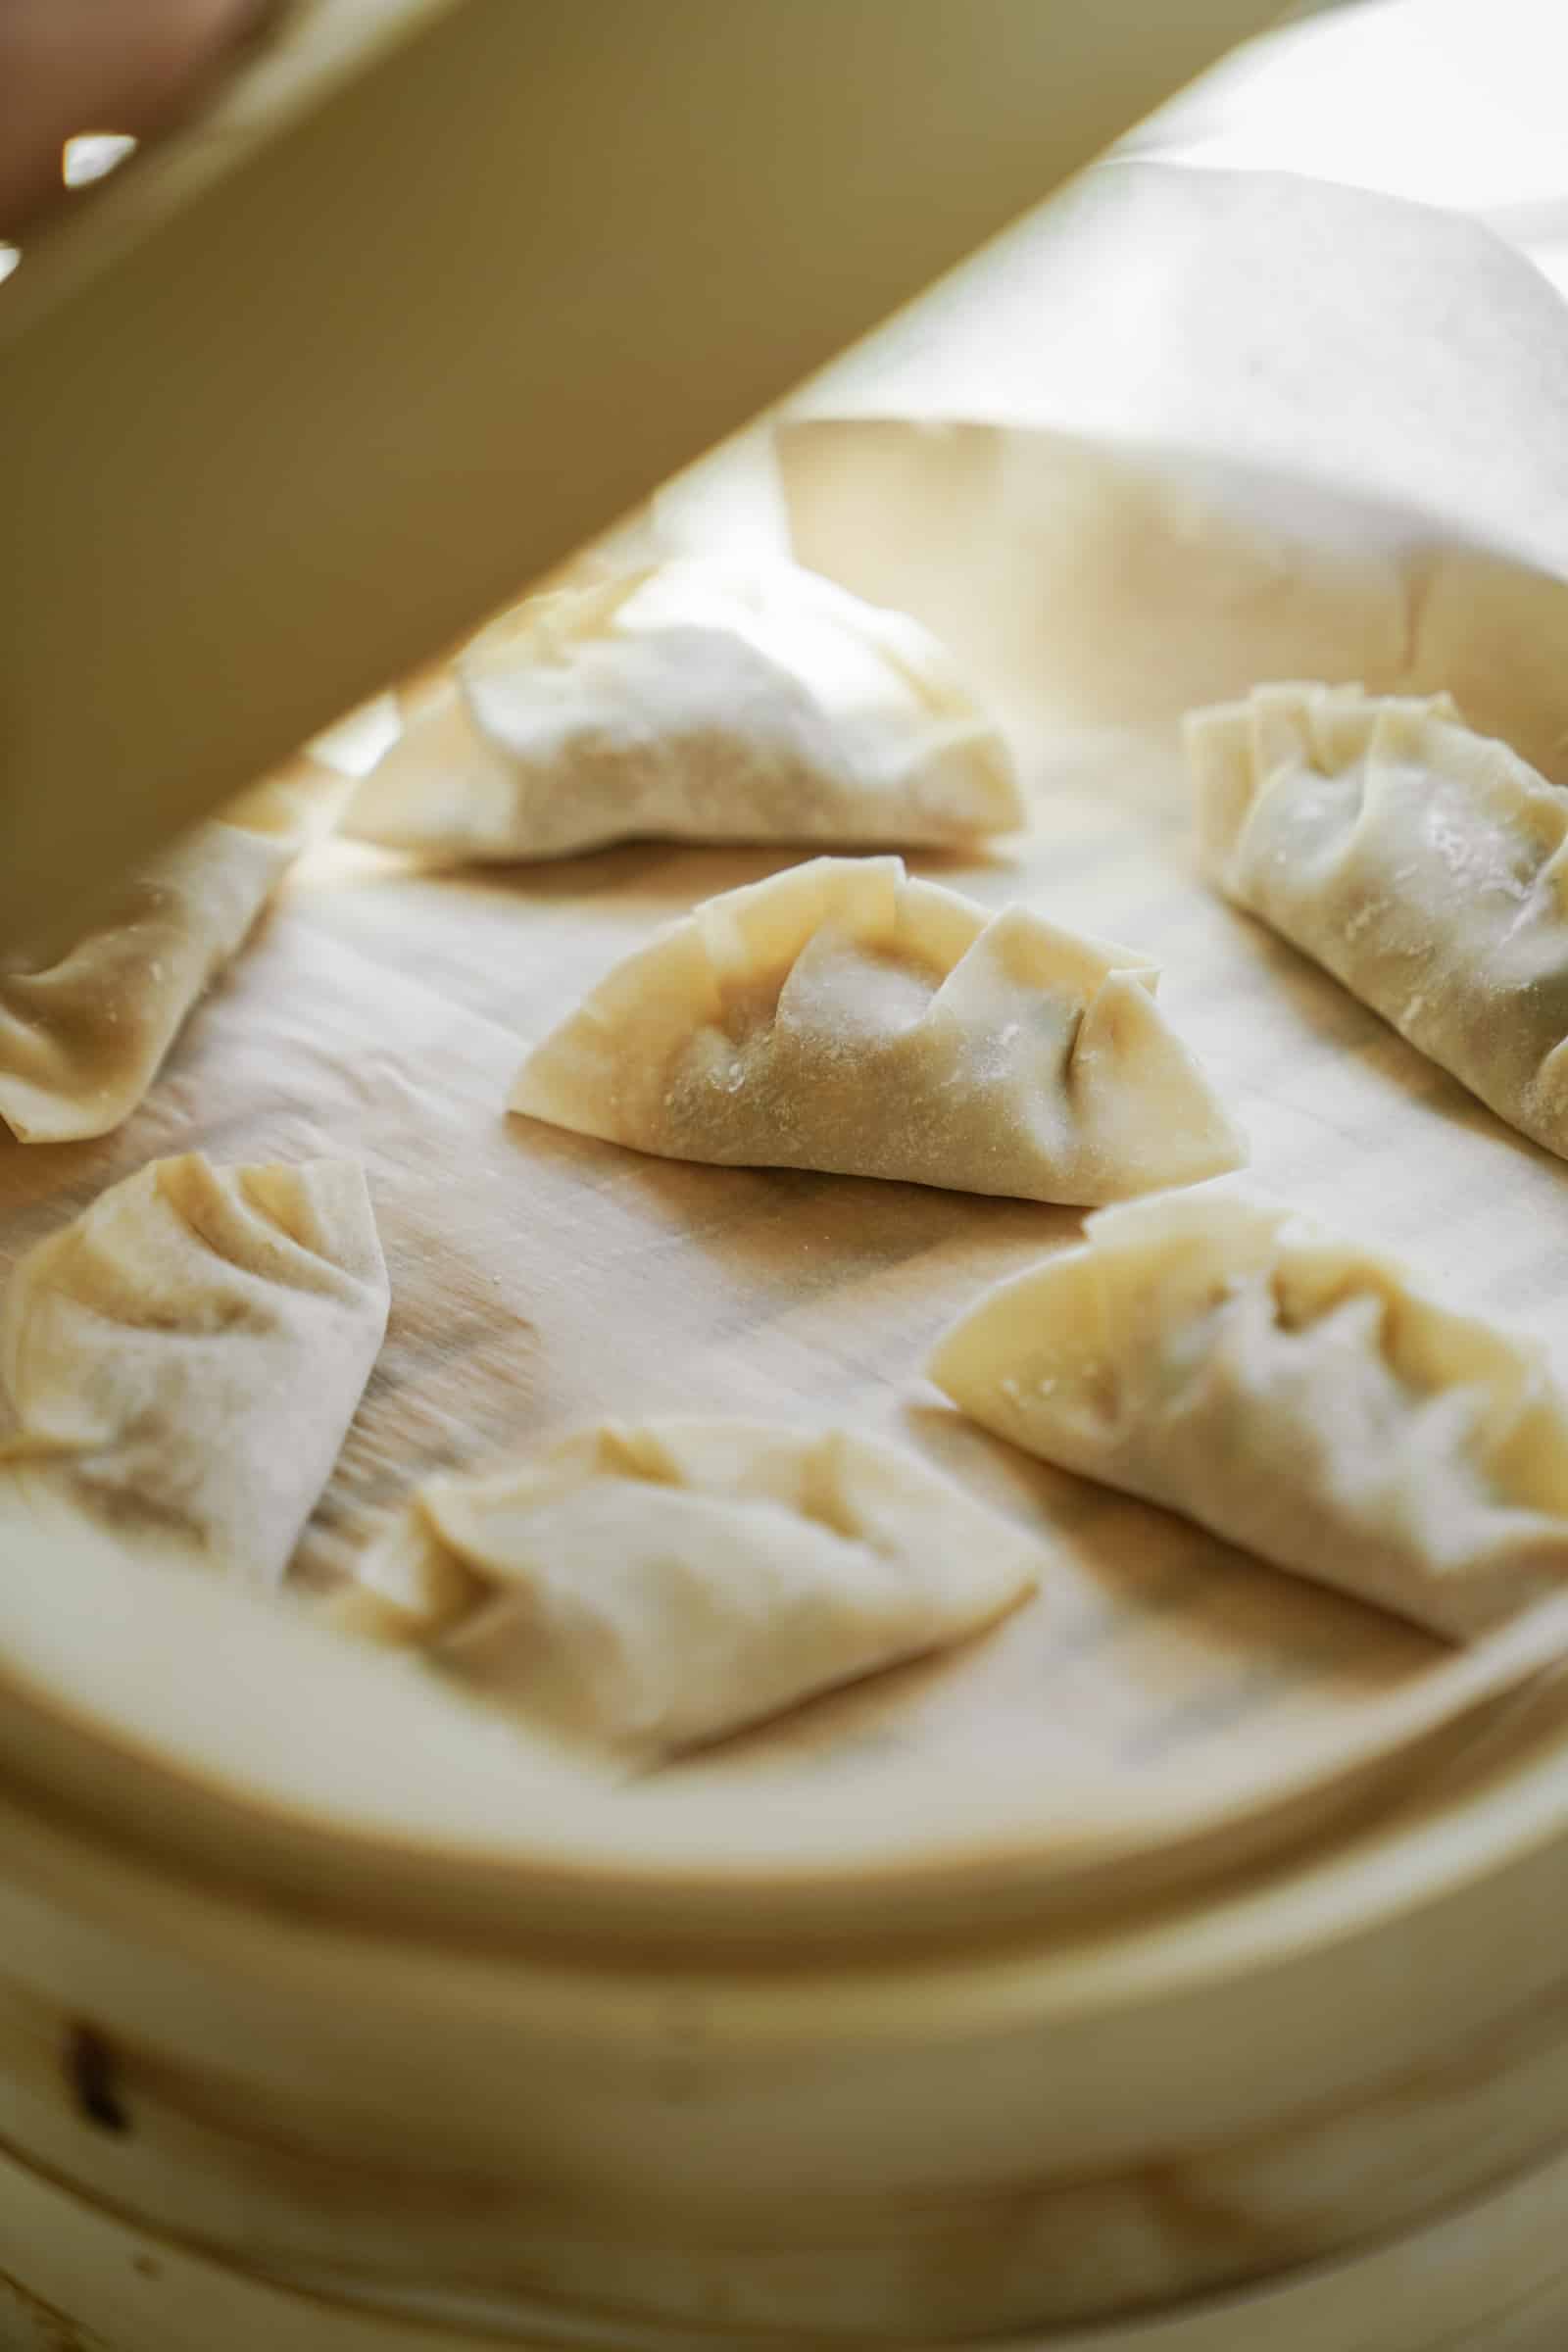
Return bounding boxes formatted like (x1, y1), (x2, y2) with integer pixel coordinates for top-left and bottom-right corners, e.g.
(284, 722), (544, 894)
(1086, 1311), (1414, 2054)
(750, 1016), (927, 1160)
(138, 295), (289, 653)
(309, 837), (685, 902)
(506, 1111), (1078, 1317)
(902, 1397), (1437, 1697)
(297, 829), (1019, 911)
(660, 1397), (1436, 1792)
(1197, 893), (1568, 1204)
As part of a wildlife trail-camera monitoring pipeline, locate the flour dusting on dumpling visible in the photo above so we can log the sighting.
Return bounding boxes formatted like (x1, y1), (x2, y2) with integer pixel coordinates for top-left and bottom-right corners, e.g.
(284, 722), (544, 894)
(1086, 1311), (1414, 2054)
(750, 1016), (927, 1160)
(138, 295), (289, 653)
(1190, 682), (1568, 1161)
(932, 1185), (1568, 1639)
(0, 769), (345, 1145)
(342, 559), (1024, 861)
(510, 856), (1244, 1204)
(0, 1152), (388, 1587)
(334, 1418), (1044, 1763)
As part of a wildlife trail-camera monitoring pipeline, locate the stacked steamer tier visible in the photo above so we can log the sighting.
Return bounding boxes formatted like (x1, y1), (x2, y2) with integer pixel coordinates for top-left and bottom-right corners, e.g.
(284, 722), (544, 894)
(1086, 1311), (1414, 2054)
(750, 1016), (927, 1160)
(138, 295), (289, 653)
(3, 1602), (1568, 2352)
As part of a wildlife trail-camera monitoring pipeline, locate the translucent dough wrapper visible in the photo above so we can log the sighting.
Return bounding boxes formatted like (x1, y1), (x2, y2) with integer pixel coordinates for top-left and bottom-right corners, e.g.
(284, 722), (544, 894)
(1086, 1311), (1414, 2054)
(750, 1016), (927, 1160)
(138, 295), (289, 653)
(0, 1153), (389, 1588)
(931, 1187), (1568, 1640)
(343, 560), (1024, 863)
(511, 855), (1245, 1204)
(336, 1417), (1044, 1763)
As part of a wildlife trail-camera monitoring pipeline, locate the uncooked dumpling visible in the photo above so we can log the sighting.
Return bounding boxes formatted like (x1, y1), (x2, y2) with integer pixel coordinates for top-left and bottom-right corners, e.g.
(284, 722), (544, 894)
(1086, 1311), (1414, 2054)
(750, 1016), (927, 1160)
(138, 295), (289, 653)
(0, 769), (344, 1144)
(930, 1186), (1568, 1639)
(334, 1418), (1043, 1763)
(0, 1153), (389, 1587)
(340, 559), (1024, 861)
(1190, 682), (1568, 1159)
(510, 856), (1244, 1203)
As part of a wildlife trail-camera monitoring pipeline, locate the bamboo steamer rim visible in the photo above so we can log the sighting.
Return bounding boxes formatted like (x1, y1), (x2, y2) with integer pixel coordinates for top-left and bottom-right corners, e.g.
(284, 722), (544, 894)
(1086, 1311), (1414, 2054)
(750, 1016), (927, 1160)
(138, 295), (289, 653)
(13, 2112), (1568, 2352)
(5, 1520), (1568, 1959)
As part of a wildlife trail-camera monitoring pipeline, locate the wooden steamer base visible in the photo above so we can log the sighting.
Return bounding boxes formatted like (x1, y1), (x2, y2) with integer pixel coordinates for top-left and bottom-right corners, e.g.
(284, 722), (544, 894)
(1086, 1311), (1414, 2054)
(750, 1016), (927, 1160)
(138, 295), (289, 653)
(7, 23), (1568, 2339)
(2, 1660), (1568, 2350)
(11, 2133), (1568, 2351)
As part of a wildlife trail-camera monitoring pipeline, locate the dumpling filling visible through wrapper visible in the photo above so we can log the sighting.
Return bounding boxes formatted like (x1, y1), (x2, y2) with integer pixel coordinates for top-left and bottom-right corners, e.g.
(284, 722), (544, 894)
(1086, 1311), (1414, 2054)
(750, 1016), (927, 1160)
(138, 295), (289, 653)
(0, 1153), (389, 1588)
(334, 1418), (1045, 1765)
(930, 1186), (1568, 1640)
(510, 855), (1244, 1204)
(0, 770), (346, 1145)
(1190, 682), (1568, 1163)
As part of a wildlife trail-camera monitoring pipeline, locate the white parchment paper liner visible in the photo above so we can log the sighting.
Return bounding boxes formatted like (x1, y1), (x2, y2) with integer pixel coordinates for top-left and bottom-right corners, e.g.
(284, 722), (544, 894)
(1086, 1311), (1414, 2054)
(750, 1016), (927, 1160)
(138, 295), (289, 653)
(2, 165), (1568, 1917)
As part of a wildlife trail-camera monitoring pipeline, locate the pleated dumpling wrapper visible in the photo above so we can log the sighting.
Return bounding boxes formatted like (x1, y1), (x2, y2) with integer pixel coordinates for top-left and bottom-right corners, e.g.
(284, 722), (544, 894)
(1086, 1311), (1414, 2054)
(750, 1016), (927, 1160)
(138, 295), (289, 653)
(0, 1154), (389, 1587)
(510, 856), (1245, 1203)
(335, 1419), (1044, 1764)
(0, 769), (344, 1144)
(1191, 682), (1568, 1161)
(930, 1187), (1568, 1641)
(340, 558), (1025, 861)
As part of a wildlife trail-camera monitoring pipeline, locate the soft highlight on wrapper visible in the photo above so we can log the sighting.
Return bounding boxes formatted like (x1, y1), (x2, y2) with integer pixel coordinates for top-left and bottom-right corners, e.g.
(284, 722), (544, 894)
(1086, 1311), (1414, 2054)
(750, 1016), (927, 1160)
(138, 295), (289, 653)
(510, 855), (1245, 1203)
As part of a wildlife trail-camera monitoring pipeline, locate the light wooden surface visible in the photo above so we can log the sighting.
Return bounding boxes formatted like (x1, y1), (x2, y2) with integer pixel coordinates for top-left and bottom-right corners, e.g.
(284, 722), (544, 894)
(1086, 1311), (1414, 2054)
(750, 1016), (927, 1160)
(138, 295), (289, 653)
(9, 2058), (1568, 2350)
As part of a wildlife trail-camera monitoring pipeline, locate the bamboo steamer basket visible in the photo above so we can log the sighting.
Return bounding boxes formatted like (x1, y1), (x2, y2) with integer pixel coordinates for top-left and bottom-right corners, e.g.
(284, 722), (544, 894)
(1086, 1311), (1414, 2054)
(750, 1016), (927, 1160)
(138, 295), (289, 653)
(11, 475), (1568, 2351)
(8, 27), (1568, 2348)
(4, 1533), (1568, 2351)
(12, 2124), (1568, 2352)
